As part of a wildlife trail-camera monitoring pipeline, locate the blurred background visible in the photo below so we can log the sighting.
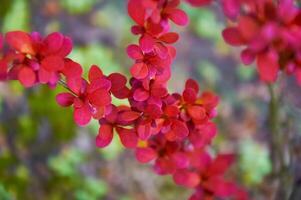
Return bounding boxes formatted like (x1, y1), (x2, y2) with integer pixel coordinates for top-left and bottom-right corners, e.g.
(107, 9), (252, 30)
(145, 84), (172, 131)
(0, 0), (301, 200)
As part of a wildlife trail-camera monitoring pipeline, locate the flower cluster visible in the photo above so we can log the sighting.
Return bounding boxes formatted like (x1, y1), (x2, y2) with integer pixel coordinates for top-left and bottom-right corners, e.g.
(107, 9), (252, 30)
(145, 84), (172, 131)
(221, 0), (301, 85)
(0, 0), (248, 199)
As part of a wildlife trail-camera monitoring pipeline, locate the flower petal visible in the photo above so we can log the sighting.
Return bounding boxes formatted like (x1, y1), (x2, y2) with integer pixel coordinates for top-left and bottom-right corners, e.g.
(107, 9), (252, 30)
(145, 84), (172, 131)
(116, 127), (138, 148)
(96, 124), (114, 148)
(135, 147), (157, 163)
(18, 66), (36, 87)
(6, 31), (35, 54)
(74, 105), (91, 126)
(56, 93), (75, 107)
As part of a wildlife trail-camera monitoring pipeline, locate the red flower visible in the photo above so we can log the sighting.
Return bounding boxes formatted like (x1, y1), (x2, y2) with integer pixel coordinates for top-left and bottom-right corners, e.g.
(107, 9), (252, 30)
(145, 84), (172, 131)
(56, 65), (112, 126)
(4, 31), (72, 87)
(222, 0), (301, 86)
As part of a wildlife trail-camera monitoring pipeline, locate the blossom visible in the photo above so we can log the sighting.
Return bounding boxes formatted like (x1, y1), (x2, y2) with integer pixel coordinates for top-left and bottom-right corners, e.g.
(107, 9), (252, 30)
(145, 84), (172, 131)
(4, 31), (72, 87)
(56, 65), (112, 126)
(222, 0), (301, 85)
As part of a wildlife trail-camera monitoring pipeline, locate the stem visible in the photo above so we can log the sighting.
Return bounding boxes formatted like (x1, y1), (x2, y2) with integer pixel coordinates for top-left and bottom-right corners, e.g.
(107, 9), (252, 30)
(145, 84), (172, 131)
(58, 79), (78, 96)
(267, 84), (291, 200)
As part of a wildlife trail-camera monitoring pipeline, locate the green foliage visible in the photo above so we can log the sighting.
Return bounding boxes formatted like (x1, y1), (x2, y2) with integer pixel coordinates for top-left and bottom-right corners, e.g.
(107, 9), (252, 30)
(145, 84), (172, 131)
(60, 0), (100, 14)
(0, 184), (12, 200)
(69, 45), (124, 76)
(236, 65), (256, 81)
(2, 0), (30, 32)
(197, 61), (220, 86)
(239, 138), (272, 186)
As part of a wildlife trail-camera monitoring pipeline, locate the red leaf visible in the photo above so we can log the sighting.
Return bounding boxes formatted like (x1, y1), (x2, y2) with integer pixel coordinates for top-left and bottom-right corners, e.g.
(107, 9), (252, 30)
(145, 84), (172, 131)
(6, 31), (35, 54)
(18, 66), (36, 87)
(96, 124), (114, 148)
(222, 27), (244, 46)
(168, 9), (189, 26)
(135, 147), (157, 163)
(256, 51), (279, 82)
(56, 93), (75, 107)
(116, 127), (138, 148)
(41, 56), (64, 71)
(74, 104), (91, 126)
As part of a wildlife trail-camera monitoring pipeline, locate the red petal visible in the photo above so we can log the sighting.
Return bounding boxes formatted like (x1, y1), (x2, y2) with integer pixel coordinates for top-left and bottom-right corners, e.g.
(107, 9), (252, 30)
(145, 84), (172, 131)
(127, 44), (143, 60)
(41, 56), (64, 72)
(159, 32), (179, 44)
(116, 127), (138, 148)
(62, 59), (83, 79)
(238, 16), (259, 41)
(256, 51), (279, 82)
(168, 9), (189, 26)
(222, 27), (244, 46)
(186, 0), (212, 7)
(111, 86), (131, 99)
(56, 36), (73, 57)
(42, 32), (64, 55)
(137, 121), (152, 140)
(204, 176), (237, 198)
(241, 49), (255, 65)
(5, 31), (35, 54)
(88, 89), (111, 106)
(18, 66), (36, 87)
(133, 88), (149, 101)
(88, 65), (103, 82)
(118, 111), (141, 122)
(128, 0), (146, 26)
(185, 79), (199, 93)
(96, 124), (114, 148)
(187, 105), (206, 121)
(38, 67), (52, 83)
(130, 63), (149, 79)
(207, 154), (235, 176)
(183, 88), (197, 103)
(56, 93), (75, 107)
(164, 105), (179, 117)
(74, 104), (91, 126)
(107, 73), (127, 92)
(172, 120), (189, 140)
(139, 34), (155, 52)
(135, 147), (157, 163)
(171, 152), (189, 169)
(173, 170), (200, 188)
(0, 60), (8, 80)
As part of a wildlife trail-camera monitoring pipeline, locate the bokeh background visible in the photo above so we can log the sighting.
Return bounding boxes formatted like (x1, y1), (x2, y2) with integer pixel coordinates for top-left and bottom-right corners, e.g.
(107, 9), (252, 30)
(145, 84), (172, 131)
(0, 0), (301, 200)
